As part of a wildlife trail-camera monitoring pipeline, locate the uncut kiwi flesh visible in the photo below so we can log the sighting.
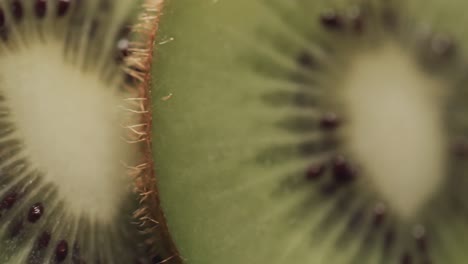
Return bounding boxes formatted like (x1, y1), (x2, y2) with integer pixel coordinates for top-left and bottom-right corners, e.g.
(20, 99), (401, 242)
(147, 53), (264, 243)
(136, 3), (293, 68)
(151, 0), (468, 263)
(0, 0), (167, 263)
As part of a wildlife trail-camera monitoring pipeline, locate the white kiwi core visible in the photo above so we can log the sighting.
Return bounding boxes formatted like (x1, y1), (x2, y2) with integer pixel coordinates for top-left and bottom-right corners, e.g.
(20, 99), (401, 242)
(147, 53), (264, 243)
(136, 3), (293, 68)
(343, 43), (448, 220)
(0, 43), (133, 223)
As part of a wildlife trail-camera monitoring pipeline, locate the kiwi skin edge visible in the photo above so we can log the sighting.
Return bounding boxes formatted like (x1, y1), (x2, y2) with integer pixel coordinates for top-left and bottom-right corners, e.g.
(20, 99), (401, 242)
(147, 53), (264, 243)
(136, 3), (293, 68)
(128, 1), (182, 263)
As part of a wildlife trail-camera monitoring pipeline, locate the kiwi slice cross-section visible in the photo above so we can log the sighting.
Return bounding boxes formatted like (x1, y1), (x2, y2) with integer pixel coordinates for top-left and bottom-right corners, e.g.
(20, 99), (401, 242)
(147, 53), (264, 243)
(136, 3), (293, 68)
(0, 0), (172, 263)
(149, 0), (468, 263)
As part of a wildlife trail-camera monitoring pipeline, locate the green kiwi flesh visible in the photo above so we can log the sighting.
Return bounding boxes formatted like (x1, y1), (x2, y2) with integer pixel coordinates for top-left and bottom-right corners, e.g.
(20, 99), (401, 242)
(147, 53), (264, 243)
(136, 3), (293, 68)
(0, 0), (165, 263)
(152, 0), (468, 263)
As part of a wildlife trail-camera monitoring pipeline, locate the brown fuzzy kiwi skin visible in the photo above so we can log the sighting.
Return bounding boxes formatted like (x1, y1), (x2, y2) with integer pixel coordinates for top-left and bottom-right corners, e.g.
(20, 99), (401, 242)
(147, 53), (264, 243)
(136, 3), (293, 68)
(126, 1), (182, 263)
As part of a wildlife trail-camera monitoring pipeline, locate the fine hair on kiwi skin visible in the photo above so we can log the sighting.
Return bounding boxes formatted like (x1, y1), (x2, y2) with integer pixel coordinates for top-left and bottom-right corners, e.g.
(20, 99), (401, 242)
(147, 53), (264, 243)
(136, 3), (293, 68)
(146, 0), (468, 263)
(0, 0), (176, 263)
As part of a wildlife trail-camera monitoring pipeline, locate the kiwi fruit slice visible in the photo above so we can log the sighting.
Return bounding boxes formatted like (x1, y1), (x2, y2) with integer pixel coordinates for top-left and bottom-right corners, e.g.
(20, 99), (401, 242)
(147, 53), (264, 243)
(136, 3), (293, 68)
(0, 0), (173, 263)
(149, 0), (468, 263)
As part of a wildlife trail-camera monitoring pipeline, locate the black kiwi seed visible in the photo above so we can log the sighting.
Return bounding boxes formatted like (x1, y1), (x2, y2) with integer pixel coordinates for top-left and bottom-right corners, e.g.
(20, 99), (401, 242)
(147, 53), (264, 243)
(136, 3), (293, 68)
(57, 0), (71, 17)
(37, 231), (51, 250)
(11, 0), (23, 21)
(28, 232), (52, 264)
(401, 252), (412, 264)
(117, 39), (130, 57)
(372, 202), (387, 227)
(452, 137), (468, 158)
(413, 225), (428, 252)
(27, 202), (44, 223)
(348, 6), (365, 33)
(9, 220), (24, 238)
(296, 51), (316, 69)
(0, 192), (17, 210)
(125, 72), (137, 85)
(305, 163), (326, 181)
(35, 0), (47, 19)
(55, 240), (69, 262)
(319, 112), (341, 131)
(320, 9), (344, 30)
(0, 8), (5, 27)
(331, 155), (356, 184)
(115, 26), (131, 63)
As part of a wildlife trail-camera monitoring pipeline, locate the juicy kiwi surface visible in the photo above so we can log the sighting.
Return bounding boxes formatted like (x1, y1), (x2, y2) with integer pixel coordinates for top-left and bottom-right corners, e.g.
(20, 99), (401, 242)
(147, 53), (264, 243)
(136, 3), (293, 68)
(0, 0), (169, 263)
(151, 0), (468, 263)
